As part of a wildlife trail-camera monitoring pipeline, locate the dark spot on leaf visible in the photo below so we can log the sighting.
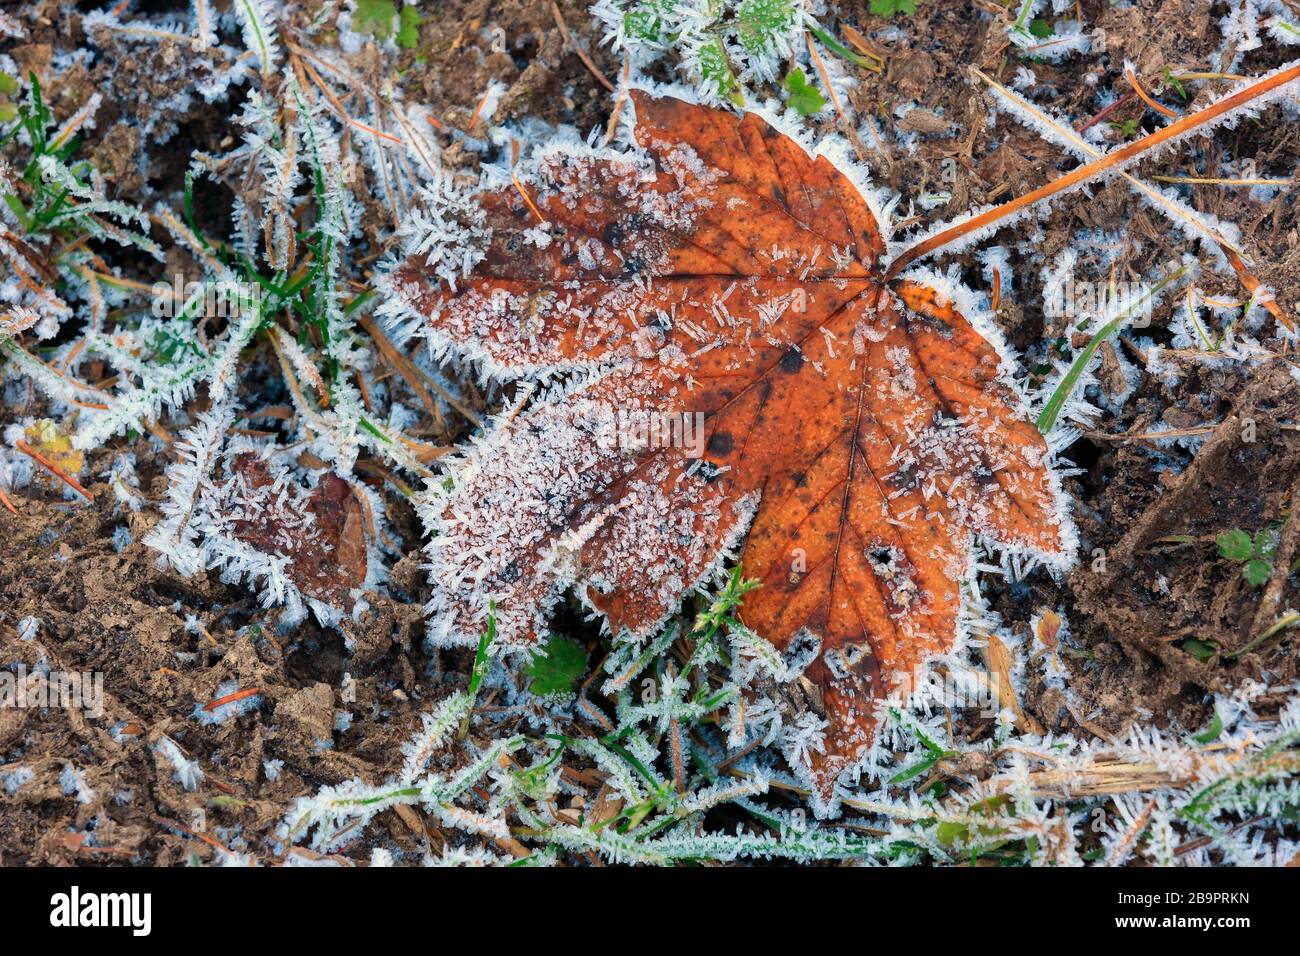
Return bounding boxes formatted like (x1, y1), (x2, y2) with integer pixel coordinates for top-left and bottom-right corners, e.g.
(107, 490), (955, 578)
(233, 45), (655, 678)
(697, 461), (723, 483)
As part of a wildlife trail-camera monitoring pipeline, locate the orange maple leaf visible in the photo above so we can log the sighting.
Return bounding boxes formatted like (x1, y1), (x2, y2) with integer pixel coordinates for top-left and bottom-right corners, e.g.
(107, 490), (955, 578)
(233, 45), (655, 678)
(385, 91), (1070, 800)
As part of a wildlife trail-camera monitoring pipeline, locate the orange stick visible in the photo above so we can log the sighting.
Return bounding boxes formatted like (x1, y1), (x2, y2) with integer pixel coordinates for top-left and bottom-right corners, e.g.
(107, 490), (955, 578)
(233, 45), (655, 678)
(467, 85), (494, 132)
(203, 686), (261, 712)
(1127, 67), (1180, 119)
(0, 486), (16, 514)
(551, 1), (615, 92)
(806, 32), (873, 165)
(511, 168), (548, 224)
(888, 62), (1300, 278)
(152, 815), (237, 856)
(1222, 245), (1293, 331)
(14, 439), (94, 502)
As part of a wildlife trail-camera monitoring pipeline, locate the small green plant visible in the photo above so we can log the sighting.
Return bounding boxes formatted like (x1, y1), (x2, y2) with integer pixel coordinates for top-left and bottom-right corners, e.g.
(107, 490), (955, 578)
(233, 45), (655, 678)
(0, 70), (18, 123)
(1036, 267), (1186, 433)
(1, 74), (155, 254)
(889, 708), (958, 784)
(1109, 117), (1139, 139)
(1217, 526), (1280, 587)
(782, 66), (826, 116)
(595, 0), (872, 107)
(458, 603), (496, 739)
(1163, 66), (1189, 100)
(1193, 711), (1225, 744)
(525, 635), (588, 696)
(869, 0), (917, 16)
(353, 0), (422, 49)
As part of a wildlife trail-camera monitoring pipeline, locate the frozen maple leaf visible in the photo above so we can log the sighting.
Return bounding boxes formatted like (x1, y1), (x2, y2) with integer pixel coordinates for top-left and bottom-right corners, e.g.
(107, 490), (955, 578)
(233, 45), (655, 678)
(145, 401), (373, 627)
(213, 454), (369, 612)
(384, 90), (1070, 799)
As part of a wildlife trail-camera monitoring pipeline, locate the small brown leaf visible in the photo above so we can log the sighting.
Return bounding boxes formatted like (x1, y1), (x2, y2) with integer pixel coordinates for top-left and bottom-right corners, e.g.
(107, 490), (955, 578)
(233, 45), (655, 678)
(222, 454), (368, 611)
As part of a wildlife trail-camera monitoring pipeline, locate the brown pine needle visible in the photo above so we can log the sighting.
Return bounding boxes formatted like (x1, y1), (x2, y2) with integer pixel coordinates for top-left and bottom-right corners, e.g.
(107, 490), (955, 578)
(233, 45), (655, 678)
(266, 327), (330, 408)
(990, 267), (1002, 312)
(355, 459), (415, 498)
(1152, 174), (1292, 186)
(61, 337), (87, 371)
(841, 24), (886, 67)
(270, 324), (331, 407)
(203, 686), (261, 712)
(152, 814), (236, 856)
(603, 53), (633, 146)
(1108, 798), (1159, 866)
(1222, 245), (1293, 331)
(467, 84), (494, 132)
(511, 168), (548, 225)
(1177, 71), (1247, 82)
(398, 434), (453, 462)
(356, 312), (482, 426)
(889, 62), (1300, 278)
(805, 32), (875, 165)
(1077, 90), (1136, 131)
(15, 439), (94, 502)
(1126, 67), (1180, 118)
(551, 1), (615, 92)
(1, 341), (110, 400)
(296, 52), (404, 145)
(50, 95), (101, 150)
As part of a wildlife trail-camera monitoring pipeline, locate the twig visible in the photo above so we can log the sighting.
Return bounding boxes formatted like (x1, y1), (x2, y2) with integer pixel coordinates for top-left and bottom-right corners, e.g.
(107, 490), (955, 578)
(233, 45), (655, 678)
(895, 65), (1300, 281)
(1126, 67), (1180, 118)
(356, 312), (481, 426)
(510, 167), (548, 225)
(15, 439), (94, 502)
(550, 1), (615, 92)
(603, 53), (632, 146)
(1077, 91), (1137, 131)
(805, 32), (874, 166)
(203, 686), (261, 712)
(1107, 798), (1158, 866)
